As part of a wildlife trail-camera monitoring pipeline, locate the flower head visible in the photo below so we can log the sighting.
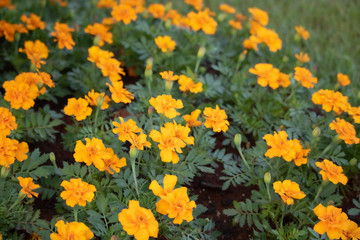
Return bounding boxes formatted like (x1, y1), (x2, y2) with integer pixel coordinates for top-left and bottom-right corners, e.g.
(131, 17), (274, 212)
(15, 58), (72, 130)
(263, 131), (301, 162)
(185, 0), (203, 11)
(3, 80), (39, 110)
(149, 174), (177, 198)
(85, 23), (113, 46)
(85, 89), (111, 110)
(295, 52), (310, 63)
(341, 220), (360, 240)
(102, 148), (127, 174)
(160, 71), (179, 81)
(295, 25), (310, 40)
(0, 107), (17, 136)
(147, 3), (165, 19)
(294, 67), (317, 88)
(107, 81), (134, 104)
(0, 20), (28, 42)
(178, 75), (203, 93)
(64, 98), (92, 121)
(183, 109), (202, 127)
(312, 89), (350, 114)
(19, 40), (49, 68)
(248, 7), (268, 26)
(249, 63), (280, 89)
(118, 200), (159, 240)
(50, 220), (94, 240)
(18, 176), (40, 198)
(219, 4), (235, 14)
(111, 4), (137, 24)
(337, 73), (351, 87)
(315, 159), (348, 185)
(256, 27), (282, 52)
(273, 180), (306, 205)
(329, 118), (359, 145)
(60, 178), (96, 207)
(20, 13), (46, 30)
(187, 11), (217, 35)
(348, 106), (360, 124)
(51, 22), (75, 50)
(149, 95), (183, 119)
(112, 117), (142, 142)
(203, 105), (229, 132)
(155, 36), (176, 52)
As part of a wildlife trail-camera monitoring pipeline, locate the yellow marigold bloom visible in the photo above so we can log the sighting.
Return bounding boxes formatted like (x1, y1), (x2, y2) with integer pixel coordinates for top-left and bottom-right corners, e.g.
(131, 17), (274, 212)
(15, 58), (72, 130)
(341, 220), (360, 240)
(118, 200), (159, 240)
(273, 180), (306, 205)
(18, 176), (40, 198)
(37, 71), (55, 88)
(73, 137), (112, 170)
(248, 7), (268, 26)
(102, 17), (116, 25)
(20, 13), (45, 31)
(155, 36), (176, 52)
(203, 105), (229, 132)
(15, 141), (29, 162)
(219, 4), (235, 14)
(0, 135), (17, 168)
(97, 0), (117, 8)
(187, 11), (217, 35)
(313, 204), (348, 239)
(149, 95), (184, 119)
(0, 0), (16, 9)
(87, 46), (114, 66)
(164, 121), (194, 145)
(51, 22), (75, 50)
(148, 3), (165, 19)
(243, 35), (261, 51)
(256, 27), (282, 52)
(235, 12), (247, 21)
(0, 20), (27, 42)
(0, 107), (17, 136)
(3, 80), (39, 110)
(99, 58), (125, 82)
(13, 72), (54, 93)
(149, 174), (177, 198)
(50, 220), (94, 240)
(120, 0), (145, 13)
(19, 40), (49, 69)
(295, 25), (310, 40)
(183, 109), (202, 127)
(312, 89), (350, 114)
(164, 9), (183, 27)
(160, 71), (179, 81)
(249, 63), (280, 89)
(64, 98), (92, 121)
(111, 4), (137, 24)
(101, 148), (127, 174)
(316, 159), (348, 185)
(60, 178), (96, 207)
(107, 81), (134, 104)
(337, 73), (351, 87)
(84, 23), (113, 47)
(295, 52), (310, 63)
(348, 106), (360, 124)
(263, 131), (299, 162)
(112, 117), (142, 142)
(228, 20), (242, 30)
(277, 72), (291, 88)
(294, 67), (317, 88)
(178, 75), (203, 93)
(85, 89), (111, 110)
(156, 187), (196, 224)
(329, 118), (359, 145)
(185, 0), (203, 11)
(128, 133), (151, 150)
(292, 139), (310, 166)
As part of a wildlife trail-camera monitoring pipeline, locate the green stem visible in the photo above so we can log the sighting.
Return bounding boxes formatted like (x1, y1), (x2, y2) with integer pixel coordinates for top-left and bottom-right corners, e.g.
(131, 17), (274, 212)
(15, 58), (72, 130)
(236, 146), (251, 171)
(74, 207), (78, 222)
(313, 184), (323, 203)
(131, 157), (139, 197)
(94, 105), (100, 128)
(266, 183), (272, 201)
(194, 58), (201, 75)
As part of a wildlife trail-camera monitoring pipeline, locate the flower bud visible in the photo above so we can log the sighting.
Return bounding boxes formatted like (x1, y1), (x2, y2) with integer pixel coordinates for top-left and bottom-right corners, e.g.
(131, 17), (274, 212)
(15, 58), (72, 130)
(294, 34), (301, 42)
(145, 58), (153, 78)
(110, 236), (119, 240)
(197, 46), (206, 59)
(238, 50), (247, 62)
(312, 127), (321, 138)
(1, 166), (10, 178)
(50, 152), (56, 163)
(217, 13), (226, 22)
(350, 158), (357, 166)
(264, 172), (271, 184)
(96, 95), (105, 107)
(282, 56), (289, 63)
(93, 35), (101, 46)
(165, 80), (173, 92)
(130, 148), (139, 159)
(18, 190), (26, 200)
(148, 106), (154, 115)
(165, 19), (172, 29)
(234, 134), (242, 148)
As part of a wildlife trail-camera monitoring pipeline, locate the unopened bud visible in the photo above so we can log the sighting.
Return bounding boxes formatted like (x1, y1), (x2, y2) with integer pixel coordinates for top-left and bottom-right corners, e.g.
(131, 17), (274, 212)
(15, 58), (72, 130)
(197, 46), (206, 59)
(350, 158), (357, 166)
(165, 80), (173, 92)
(50, 152), (56, 163)
(93, 35), (101, 46)
(217, 13), (226, 22)
(129, 148), (139, 159)
(264, 172), (271, 184)
(148, 106), (154, 115)
(165, 19), (172, 29)
(165, 2), (172, 11)
(312, 127), (321, 138)
(234, 134), (242, 148)
(110, 235), (119, 240)
(1, 167), (10, 178)
(358, 91), (360, 100)
(30, 63), (37, 72)
(294, 34), (301, 42)
(18, 190), (26, 200)
(145, 58), (153, 78)
(238, 50), (247, 62)
(282, 56), (289, 63)
(333, 135), (342, 144)
(120, 231), (126, 237)
(96, 95), (105, 107)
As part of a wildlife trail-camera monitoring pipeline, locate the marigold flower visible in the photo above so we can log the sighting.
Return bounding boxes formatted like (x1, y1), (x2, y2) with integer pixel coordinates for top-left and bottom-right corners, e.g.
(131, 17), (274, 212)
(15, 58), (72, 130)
(228, 20), (242, 30)
(184, 0), (203, 11)
(120, 0), (145, 13)
(85, 89), (111, 110)
(273, 180), (306, 205)
(294, 67), (317, 88)
(316, 159), (348, 185)
(112, 117), (142, 142)
(329, 118), (359, 145)
(18, 176), (40, 198)
(0, 20), (27, 42)
(164, 9), (183, 27)
(348, 106), (360, 124)
(96, 0), (117, 8)
(219, 4), (235, 14)
(99, 58), (125, 82)
(263, 131), (299, 162)
(111, 4), (137, 24)
(50, 220), (94, 240)
(313, 204), (348, 239)
(155, 36), (176, 52)
(243, 35), (261, 51)
(0, 135), (17, 168)
(295, 52), (310, 63)
(64, 98), (92, 121)
(249, 63), (280, 89)
(0, 0), (16, 9)
(160, 71), (179, 81)
(149, 174), (177, 198)
(248, 7), (268, 26)
(341, 220), (360, 240)
(203, 105), (229, 132)
(19, 40), (49, 68)
(128, 133), (151, 150)
(0, 107), (17, 136)
(3, 80), (39, 110)
(164, 121), (194, 145)
(277, 72), (291, 88)
(337, 73), (351, 87)
(87, 46), (114, 66)
(20, 13), (46, 31)
(60, 178), (96, 207)
(256, 27), (282, 52)
(85, 23), (113, 47)
(183, 109), (202, 127)
(178, 75), (203, 93)
(187, 11), (217, 35)
(118, 200), (159, 240)
(295, 25), (310, 40)
(147, 3), (165, 19)
(101, 148), (127, 174)
(107, 81), (134, 104)
(292, 140), (310, 166)
(312, 89), (350, 114)
(149, 95), (183, 119)
(15, 141), (29, 162)
(51, 22), (75, 50)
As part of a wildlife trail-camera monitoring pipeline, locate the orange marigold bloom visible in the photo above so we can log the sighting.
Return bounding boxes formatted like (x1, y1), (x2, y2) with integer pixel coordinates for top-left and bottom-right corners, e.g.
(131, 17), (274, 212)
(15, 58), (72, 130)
(60, 178), (96, 207)
(295, 25), (310, 40)
(294, 67), (317, 88)
(51, 22), (75, 50)
(164, 9), (183, 27)
(148, 3), (165, 19)
(249, 63), (280, 89)
(348, 106), (360, 124)
(112, 117), (142, 142)
(248, 7), (268, 26)
(292, 140), (310, 166)
(0, 0), (16, 9)
(0, 20), (27, 42)
(118, 200), (159, 240)
(329, 118), (359, 145)
(273, 180), (306, 205)
(20, 13), (46, 31)
(97, 0), (117, 8)
(18, 177), (40, 198)
(277, 72), (291, 88)
(3, 80), (39, 110)
(263, 131), (299, 162)
(149, 174), (177, 198)
(164, 121), (194, 145)
(155, 36), (176, 52)
(337, 73), (351, 87)
(85, 89), (111, 110)
(341, 220), (360, 240)
(313, 204), (348, 239)
(178, 75), (203, 93)
(203, 105), (229, 132)
(84, 23), (113, 47)
(183, 109), (202, 127)
(185, 0), (203, 11)
(316, 159), (348, 185)
(312, 89), (350, 114)
(228, 20), (242, 30)
(64, 98), (92, 121)
(0, 136), (28, 168)
(87, 46), (114, 66)
(187, 11), (217, 35)
(256, 27), (282, 52)
(111, 4), (137, 24)
(0, 107), (17, 136)
(243, 35), (261, 51)
(101, 148), (127, 174)
(19, 40), (49, 68)
(219, 4), (235, 14)
(99, 58), (125, 82)
(149, 95), (183, 119)
(120, 0), (145, 13)
(107, 81), (134, 104)
(160, 71), (179, 81)
(50, 220), (94, 240)
(295, 52), (310, 63)
(127, 133), (151, 150)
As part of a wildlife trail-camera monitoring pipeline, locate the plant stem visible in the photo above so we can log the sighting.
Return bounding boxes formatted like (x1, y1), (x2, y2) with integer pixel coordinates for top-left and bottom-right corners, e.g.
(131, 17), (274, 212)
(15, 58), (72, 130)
(131, 156), (139, 197)
(236, 145), (251, 171)
(74, 207), (78, 222)
(94, 105), (100, 128)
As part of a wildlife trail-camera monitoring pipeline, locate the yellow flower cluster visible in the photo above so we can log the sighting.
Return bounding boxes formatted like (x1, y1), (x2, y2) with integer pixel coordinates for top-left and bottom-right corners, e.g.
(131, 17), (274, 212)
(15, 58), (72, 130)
(312, 89), (350, 114)
(273, 180), (306, 205)
(60, 178), (96, 207)
(249, 63), (290, 89)
(51, 22), (75, 50)
(0, 134), (28, 168)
